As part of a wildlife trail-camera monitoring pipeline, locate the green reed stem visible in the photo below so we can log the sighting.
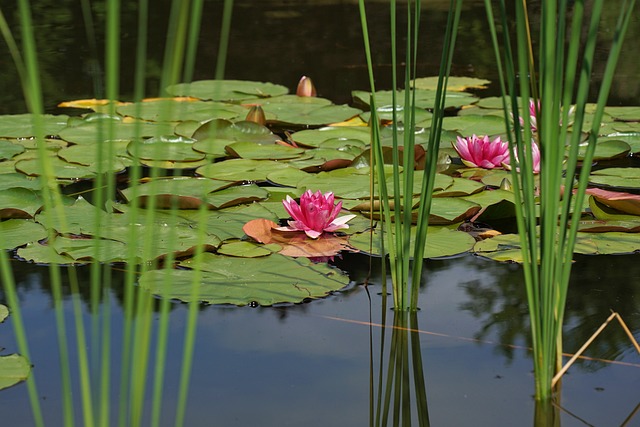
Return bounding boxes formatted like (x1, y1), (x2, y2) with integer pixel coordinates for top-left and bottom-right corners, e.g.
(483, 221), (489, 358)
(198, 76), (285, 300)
(215, 0), (234, 79)
(486, 0), (636, 400)
(410, 0), (462, 309)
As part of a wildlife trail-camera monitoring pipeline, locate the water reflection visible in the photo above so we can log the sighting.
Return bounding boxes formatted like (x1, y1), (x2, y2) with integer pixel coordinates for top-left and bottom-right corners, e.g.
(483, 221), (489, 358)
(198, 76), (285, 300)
(370, 308), (430, 426)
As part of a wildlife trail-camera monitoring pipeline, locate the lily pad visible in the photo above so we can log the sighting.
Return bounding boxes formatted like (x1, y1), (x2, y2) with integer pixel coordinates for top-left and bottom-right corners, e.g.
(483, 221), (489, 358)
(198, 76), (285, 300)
(0, 139), (25, 160)
(128, 135), (204, 162)
(0, 354), (31, 391)
(589, 168), (640, 190)
(15, 155), (125, 178)
(442, 115), (508, 136)
(121, 177), (232, 208)
(59, 121), (175, 145)
(0, 219), (48, 249)
(217, 240), (281, 257)
(348, 226), (476, 258)
(166, 80), (289, 102)
(0, 114), (68, 138)
(352, 89), (477, 111)
(225, 141), (305, 160)
(266, 103), (363, 127)
(412, 76), (491, 91)
(291, 126), (371, 148)
(0, 304), (8, 322)
(576, 139), (630, 161)
(138, 252), (350, 306)
(191, 119), (280, 145)
(0, 188), (44, 218)
(196, 158), (294, 182)
(116, 98), (246, 122)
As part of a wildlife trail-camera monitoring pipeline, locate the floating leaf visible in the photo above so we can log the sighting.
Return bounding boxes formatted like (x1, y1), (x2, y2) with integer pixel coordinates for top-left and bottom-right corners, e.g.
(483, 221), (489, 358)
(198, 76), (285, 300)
(57, 141), (132, 167)
(588, 197), (640, 221)
(196, 158), (294, 182)
(0, 188), (44, 218)
(17, 242), (76, 264)
(412, 76), (491, 91)
(0, 219), (47, 249)
(242, 218), (352, 257)
(586, 187), (640, 216)
(0, 304), (8, 322)
(0, 354), (30, 391)
(348, 226), (476, 258)
(442, 115), (507, 136)
(352, 89), (477, 110)
(191, 119), (280, 145)
(217, 240), (281, 257)
(589, 168), (640, 190)
(291, 126), (371, 148)
(59, 121), (175, 145)
(576, 139), (630, 161)
(166, 80), (289, 102)
(128, 135), (203, 162)
(266, 103), (363, 127)
(0, 114), (68, 138)
(139, 253), (350, 306)
(0, 139), (25, 160)
(121, 177), (232, 208)
(15, 155), (125, 178)
(225, 141), (305, 160)
(51, 236), (131, 263)
(116, 98), (246, 122)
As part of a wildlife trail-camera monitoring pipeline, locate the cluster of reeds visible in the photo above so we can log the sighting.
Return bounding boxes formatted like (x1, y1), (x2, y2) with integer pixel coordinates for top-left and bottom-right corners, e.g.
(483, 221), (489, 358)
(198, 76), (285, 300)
(0, 0), (234, 425)
(483, 0), (636, 400)
(358, 0), (463, 311)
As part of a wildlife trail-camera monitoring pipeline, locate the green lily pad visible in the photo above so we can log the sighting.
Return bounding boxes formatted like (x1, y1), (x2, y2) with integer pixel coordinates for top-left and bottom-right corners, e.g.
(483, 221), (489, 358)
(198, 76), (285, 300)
(599, 134), (640, 154)
(0, 219), (48, 249)
(589, 168), (640, 190)
(0, 304), (8, 322)
(217, 241), (281, 257)
(138, 252), (350, 306)
(0, 114), (68, 138)
(166, 80), (289, 102)
(0, 188), (46, 218)
(17, 242), (77, 264)
(576, 139), (630, 161)
(225, 141), (305, 160)
(51, 236), (131, 263)
(116, 99), (246, 122)
(348, 225), (476, 258)
(442, 115), (508, 136)
(57, 140), (132, 167)
(15, 155), (125, 178)
(191, 119), (280, 145)
(196, 158), (294, 182)
(412, 76), (491, 91)
(352, 89), (477, 111)
(0, 139), (25, 160)
(59, 121), (175, 145)
(266, 103), (363, 127)
(291, 126), (371, 148)
(604, 106), (640, 122)
(128, 135), (203, 162)
(122, 177), (232, 208)
(588, 197), (640, 221)
(0, 354), (31, 391)
(432, 177), (485, 197)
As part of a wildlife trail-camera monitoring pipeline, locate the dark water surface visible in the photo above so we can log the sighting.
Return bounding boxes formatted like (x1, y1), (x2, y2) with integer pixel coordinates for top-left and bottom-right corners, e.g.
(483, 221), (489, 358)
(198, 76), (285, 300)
(0, 1), (639, 426)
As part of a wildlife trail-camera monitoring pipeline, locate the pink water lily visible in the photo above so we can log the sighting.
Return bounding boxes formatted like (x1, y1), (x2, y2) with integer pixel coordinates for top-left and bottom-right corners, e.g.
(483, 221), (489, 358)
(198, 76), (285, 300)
(504, 141), (541, 174)
(276, 190), (356, 239)
(453, 134), (510, 169)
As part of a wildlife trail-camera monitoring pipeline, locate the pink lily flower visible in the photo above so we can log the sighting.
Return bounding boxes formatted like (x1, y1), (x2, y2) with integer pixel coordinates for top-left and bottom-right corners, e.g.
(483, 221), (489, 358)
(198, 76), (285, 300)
(503, 142), (541, 174)
(453, 134), (510, 169)
(276, 190), (356, 239)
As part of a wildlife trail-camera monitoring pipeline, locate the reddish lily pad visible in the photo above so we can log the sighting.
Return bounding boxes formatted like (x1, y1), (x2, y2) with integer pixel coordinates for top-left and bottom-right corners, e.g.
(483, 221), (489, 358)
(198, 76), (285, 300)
(243, 219), (353, 258)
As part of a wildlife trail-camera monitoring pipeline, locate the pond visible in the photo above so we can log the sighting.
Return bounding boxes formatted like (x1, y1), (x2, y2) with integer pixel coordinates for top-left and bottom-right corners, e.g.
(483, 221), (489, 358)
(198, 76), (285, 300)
(0, 1), (639, 426)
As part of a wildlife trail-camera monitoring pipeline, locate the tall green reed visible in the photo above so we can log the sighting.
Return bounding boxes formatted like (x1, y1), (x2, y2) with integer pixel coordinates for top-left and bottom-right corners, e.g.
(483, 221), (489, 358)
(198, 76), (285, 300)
(484, 0), (636, 400)
(1, 0), (233, 425)
(358, 0), (462, 310)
